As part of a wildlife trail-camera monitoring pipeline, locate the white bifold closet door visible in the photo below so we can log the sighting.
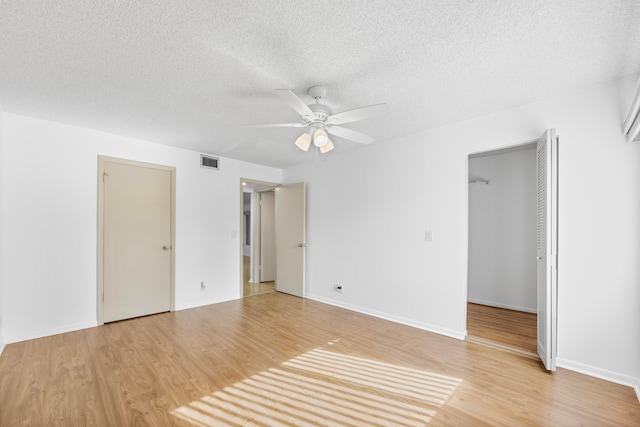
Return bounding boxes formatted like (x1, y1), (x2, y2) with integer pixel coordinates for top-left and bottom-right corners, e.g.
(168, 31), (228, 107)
(536, 129), (558, 371)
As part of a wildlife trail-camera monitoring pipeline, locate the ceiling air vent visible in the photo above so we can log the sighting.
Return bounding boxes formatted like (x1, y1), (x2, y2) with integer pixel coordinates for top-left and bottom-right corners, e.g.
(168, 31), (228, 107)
(200, 154), (220, 170)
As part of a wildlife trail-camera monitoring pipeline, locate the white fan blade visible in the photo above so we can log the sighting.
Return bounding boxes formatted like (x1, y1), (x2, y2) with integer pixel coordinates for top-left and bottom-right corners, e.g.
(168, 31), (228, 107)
(327, 103), (390, 125)
(275, 89), (315, 118)
(243, 123), (307, 128)
(326, 126), (375, 144)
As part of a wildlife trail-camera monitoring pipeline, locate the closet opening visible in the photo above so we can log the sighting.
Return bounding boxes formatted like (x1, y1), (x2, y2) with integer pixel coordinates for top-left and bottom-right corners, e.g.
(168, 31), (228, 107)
(466, 142), (538, 356)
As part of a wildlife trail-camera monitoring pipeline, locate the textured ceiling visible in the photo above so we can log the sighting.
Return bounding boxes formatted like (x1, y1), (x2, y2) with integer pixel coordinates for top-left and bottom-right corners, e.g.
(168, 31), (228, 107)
(1, 1), (639, 168)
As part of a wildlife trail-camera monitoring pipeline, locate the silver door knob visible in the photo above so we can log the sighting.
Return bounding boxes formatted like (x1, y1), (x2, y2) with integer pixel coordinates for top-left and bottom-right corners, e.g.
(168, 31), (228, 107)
(297, 243), (306, 248)
(163, 246), (171, 250)
(537, 256), (543, 260)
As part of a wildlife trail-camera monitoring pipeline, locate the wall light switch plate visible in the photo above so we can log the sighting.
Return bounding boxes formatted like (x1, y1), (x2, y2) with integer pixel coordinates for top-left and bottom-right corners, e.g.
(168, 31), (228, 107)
(425, 230), (433, 242)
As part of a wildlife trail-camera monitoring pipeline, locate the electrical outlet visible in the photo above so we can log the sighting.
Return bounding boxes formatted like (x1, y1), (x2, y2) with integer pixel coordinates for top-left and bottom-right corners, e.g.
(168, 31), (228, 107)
(425, 230), (433, 242)
(333, 284), (343, 293)
(201, 281), (206, 290)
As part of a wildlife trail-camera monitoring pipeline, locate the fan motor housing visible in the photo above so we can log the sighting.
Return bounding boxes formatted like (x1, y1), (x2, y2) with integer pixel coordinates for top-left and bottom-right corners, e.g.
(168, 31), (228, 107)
(308, 103), (331, 121)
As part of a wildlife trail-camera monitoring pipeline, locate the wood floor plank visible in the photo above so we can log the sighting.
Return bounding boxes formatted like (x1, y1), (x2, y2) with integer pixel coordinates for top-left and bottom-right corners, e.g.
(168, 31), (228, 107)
(0, 340), (27, 426)
(467, 302), (537, 354)
(0, 292), (638, 426)
(243, 256), (275, 297)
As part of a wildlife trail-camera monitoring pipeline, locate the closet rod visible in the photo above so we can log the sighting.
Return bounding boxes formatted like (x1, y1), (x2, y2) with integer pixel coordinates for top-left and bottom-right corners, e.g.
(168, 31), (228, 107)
(468, 173), (490, 185)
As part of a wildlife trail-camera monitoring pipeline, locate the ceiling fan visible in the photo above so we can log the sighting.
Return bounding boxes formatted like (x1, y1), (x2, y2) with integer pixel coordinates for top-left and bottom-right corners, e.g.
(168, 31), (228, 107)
(245, 85), (390, 154)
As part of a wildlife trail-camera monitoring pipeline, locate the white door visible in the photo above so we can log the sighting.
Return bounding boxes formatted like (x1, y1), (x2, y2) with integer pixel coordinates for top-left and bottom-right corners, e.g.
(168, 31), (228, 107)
(103, 161), (172, 323)
(259, 191), (276, 282)
(536, 129), (558, 371)
(275, 182), (306, 297)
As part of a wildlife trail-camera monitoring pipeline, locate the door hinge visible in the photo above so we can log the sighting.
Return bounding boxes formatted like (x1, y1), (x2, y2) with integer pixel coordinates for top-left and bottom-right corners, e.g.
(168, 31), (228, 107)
(102, 292), (104, 302)
(103, 172), (109, 182)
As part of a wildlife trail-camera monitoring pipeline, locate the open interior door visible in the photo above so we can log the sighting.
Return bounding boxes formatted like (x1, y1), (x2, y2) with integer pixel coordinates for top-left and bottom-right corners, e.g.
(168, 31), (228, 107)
(275, 182), (306, 297)
(536, 129), (558, 371)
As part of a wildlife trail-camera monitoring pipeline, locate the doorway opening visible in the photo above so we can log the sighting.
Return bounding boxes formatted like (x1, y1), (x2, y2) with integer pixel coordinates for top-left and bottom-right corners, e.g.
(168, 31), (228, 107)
(466, 142), (538, 356)
(240, 179), (278, 298)
(239, 180), (307, 299)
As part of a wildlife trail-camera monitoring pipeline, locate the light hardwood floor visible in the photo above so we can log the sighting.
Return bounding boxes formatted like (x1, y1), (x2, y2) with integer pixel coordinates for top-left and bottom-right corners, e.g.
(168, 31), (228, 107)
(466, 303), (537, 355)
(0, 293), (638, 426)
(242, 256), (275, 297)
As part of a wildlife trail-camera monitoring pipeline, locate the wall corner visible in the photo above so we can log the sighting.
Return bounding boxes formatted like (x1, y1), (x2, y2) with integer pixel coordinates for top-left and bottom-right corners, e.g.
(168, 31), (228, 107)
(0, 104), (4, 353)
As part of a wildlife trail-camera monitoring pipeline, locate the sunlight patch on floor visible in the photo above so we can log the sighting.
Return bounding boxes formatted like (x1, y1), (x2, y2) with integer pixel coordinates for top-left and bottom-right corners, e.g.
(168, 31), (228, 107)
(171, 346), (462, 426)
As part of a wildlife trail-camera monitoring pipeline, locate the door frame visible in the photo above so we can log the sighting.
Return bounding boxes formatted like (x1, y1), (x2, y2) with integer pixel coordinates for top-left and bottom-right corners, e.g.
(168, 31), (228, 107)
(464, 137), (557, 363)
(97, 156), (176, 325)
(239, 178), (280, 296)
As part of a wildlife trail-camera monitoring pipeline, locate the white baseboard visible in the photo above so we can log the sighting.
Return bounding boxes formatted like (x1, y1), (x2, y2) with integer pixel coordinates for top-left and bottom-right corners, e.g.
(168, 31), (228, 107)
(467, 298), (536, 314)
(0, 342), (4, 357)
(635, 381), (640, 404)
(556, 358), (640, 394)
(5, 321), (97, 344)
(307, 294), (466, 340)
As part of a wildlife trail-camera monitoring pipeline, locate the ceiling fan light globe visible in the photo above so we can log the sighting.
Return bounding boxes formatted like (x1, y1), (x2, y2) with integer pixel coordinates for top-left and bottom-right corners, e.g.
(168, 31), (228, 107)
(319, 139), (334, 154)
(313, 129), (329, 147)
(295, 132), (311, 151)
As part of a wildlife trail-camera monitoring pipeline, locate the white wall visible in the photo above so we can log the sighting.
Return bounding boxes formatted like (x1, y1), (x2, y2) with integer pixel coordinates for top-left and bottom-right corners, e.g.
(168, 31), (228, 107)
(284, 76), (640, 389)
(0, 104), (4, 354)
(0, 113), (282, 343)
(467, 148), (537, 312)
